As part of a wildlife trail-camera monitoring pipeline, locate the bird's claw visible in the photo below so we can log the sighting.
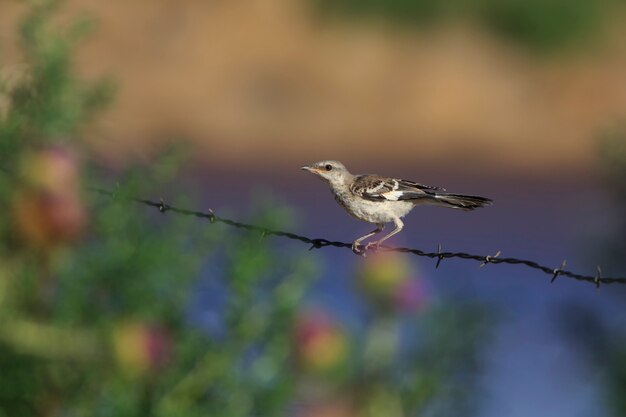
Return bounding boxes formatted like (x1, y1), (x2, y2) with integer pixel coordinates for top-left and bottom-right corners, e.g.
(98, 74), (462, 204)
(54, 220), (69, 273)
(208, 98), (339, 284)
(351, 242), (365, 256)
(351, 241), (380, 256)
(364, 241), (380, 253)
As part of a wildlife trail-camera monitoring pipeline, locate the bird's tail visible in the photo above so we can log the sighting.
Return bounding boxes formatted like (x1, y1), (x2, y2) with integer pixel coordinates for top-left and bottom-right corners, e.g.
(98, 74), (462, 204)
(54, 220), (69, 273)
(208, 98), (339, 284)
(430, 192), (492, 211)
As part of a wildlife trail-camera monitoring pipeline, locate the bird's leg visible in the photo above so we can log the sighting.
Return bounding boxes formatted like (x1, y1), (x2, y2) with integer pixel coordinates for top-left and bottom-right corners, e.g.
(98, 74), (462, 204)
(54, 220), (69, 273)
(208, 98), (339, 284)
(369, 217), (403, 249)
(352, 223), (385, 254)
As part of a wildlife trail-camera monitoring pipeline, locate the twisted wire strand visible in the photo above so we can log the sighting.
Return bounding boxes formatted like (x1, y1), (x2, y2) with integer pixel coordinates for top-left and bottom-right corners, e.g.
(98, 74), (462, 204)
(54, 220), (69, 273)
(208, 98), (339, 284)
(90, 188), (626, 287)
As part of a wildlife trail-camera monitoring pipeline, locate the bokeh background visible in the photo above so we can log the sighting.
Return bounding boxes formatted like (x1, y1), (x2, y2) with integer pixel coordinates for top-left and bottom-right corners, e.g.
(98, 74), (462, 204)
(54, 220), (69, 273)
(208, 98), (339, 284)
(1, 1), (626, 416)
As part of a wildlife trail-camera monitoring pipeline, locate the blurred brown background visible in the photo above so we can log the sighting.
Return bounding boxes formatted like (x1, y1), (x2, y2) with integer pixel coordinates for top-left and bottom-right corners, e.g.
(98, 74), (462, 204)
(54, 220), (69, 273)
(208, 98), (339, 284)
(3, 0), (626, 177)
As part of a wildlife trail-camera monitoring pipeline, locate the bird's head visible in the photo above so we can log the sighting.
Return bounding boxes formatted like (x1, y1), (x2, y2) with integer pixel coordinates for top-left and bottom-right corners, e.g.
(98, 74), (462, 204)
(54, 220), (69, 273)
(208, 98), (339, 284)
(301, 160), (353, 186)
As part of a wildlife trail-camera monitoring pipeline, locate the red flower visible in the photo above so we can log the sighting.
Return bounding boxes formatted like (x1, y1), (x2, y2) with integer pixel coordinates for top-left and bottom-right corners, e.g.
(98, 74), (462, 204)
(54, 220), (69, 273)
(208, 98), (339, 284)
(356, 252), (430, 313)
(12, 146), (87, 249)
(113, 321), (173, 377)
(294, 310), (348, 374)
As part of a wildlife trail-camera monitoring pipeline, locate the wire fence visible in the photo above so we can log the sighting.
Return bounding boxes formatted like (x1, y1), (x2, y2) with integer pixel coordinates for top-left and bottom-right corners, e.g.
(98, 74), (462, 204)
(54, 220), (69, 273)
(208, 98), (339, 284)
(91, 188), (626, 287)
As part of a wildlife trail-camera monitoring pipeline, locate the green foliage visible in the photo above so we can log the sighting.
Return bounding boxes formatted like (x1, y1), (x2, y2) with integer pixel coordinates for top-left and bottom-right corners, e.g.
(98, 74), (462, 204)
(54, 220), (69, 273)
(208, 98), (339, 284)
(54, 176), (214, 325)
(316, 0), (614, 51)
(0, 2), (314, 416)
(563, 126), (626, 417)
(479, 0), (605, 51)
(0, 0), (113, 169)
(363, 304), (491, 417)
(596, 126), (626, 272)
(596, 135), (626, 417)
(599, 126), (626, 202)
(0, 2), (491, 416)
(608, 347), (626, 417)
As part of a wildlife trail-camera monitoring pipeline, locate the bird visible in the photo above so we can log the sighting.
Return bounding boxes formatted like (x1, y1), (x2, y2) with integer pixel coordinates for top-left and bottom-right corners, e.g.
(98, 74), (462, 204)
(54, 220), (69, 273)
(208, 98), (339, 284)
(301, 160), (492, 253)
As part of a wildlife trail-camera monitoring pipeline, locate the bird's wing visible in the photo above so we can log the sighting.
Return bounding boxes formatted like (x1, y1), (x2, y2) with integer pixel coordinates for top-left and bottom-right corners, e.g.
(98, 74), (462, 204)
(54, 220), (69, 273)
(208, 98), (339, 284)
(351, 175), (444, 202)
(397, 179), (445, 192)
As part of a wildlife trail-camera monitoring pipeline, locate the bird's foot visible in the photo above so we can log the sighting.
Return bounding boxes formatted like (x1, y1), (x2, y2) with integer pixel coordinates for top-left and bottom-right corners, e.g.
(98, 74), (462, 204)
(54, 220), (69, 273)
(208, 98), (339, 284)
(352, 241), (365, 255)
(351, 241), (381, 256)
(364, 241), (380, 253)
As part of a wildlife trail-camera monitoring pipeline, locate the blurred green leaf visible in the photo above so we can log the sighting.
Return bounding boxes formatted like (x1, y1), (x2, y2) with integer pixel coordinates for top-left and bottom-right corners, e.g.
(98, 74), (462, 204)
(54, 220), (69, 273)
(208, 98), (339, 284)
(316, 0), (614, 51)
(0, 2), (492, 416)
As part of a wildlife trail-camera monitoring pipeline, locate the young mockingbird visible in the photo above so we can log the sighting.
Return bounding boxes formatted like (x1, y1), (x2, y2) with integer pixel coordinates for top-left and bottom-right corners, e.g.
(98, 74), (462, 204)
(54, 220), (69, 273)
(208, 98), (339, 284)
(301, 160), (492, 253)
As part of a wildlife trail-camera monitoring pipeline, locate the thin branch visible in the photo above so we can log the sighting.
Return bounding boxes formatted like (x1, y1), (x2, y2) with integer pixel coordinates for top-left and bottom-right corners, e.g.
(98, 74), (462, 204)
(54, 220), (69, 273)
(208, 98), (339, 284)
(90, 188), (626, 287)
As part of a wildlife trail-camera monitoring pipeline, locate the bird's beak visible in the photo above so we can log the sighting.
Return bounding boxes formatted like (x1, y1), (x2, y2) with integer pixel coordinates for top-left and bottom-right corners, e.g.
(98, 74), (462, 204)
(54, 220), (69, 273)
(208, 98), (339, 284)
(301, 165), (317, 173)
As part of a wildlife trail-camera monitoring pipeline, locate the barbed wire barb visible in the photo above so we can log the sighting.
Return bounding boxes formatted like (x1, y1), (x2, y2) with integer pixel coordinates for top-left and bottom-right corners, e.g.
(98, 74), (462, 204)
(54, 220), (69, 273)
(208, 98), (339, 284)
(90, 187), (626, 287)
(158, 197), (168, 213)
(551, 259), (567, 283)
(435, 243), (444, 269)
(480, 250), (501, 268)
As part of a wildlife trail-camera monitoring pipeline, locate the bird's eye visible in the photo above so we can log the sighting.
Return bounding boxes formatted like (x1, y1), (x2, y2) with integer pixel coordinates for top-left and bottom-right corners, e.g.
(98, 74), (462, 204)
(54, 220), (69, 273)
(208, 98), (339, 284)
(325, 164), (333, 171)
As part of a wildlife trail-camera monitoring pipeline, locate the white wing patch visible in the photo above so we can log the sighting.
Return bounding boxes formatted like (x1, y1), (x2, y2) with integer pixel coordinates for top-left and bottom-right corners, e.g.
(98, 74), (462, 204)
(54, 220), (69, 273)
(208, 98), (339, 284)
(380, 190), (404, 201)
(352, 176), (433, 201)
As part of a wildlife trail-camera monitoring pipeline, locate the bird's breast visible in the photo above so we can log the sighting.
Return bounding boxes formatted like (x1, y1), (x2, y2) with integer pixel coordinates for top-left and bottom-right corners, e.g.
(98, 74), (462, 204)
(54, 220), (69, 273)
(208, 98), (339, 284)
(331, 189), (414, 224)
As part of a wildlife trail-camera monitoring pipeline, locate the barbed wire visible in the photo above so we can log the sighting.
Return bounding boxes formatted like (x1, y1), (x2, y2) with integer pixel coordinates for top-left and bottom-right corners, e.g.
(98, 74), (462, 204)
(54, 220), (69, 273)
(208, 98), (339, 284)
(91, 188), (626, 287)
